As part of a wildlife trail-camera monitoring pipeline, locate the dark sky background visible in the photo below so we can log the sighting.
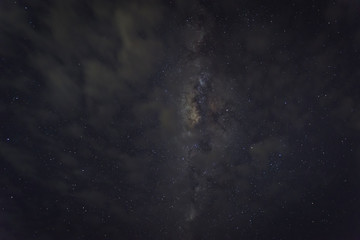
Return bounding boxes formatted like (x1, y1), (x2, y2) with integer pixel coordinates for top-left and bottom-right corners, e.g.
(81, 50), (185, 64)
(1, 0), (360, 239)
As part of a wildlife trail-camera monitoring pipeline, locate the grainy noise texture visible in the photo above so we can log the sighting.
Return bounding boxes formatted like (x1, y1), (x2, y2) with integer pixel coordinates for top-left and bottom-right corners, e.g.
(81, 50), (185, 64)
(0, 0), (360, 239)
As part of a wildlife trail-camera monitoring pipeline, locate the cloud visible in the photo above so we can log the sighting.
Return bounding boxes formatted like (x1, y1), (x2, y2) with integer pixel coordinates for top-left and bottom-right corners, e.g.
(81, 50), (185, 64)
(1, 0), (360, 239)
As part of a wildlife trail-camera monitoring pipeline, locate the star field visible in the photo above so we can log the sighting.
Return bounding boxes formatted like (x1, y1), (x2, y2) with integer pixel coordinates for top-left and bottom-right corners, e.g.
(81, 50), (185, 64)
(0, 0), (360, 239)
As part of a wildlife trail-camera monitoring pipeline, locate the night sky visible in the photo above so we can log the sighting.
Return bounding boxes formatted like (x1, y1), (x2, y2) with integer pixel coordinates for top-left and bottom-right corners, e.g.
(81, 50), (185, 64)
(1, 0), (360, 239)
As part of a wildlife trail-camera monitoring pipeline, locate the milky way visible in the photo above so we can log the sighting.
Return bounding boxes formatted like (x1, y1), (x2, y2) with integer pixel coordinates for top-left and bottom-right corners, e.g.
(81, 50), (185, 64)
(172, 6), (252, 237)
(1, 0), (360, 239)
